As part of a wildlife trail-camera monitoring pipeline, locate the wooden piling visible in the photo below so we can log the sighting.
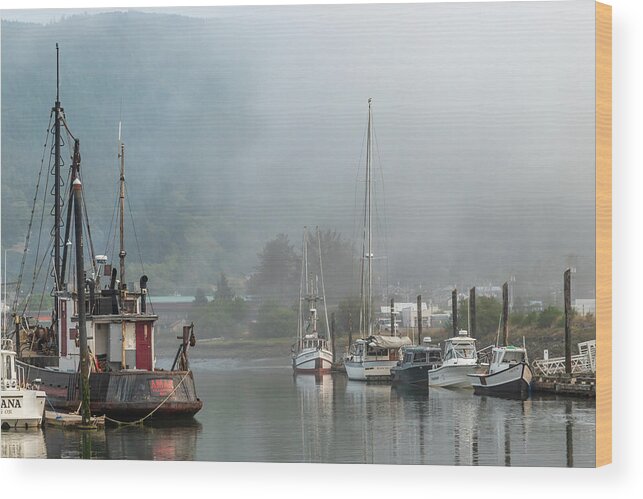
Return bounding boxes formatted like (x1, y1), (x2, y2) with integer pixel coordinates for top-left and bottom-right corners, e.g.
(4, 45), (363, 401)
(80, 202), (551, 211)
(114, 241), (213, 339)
(452, 289), (458, 337)
(417, 294), (422, 345)
(502, 282), (509, 346)
(564, 268), (572, 375)
(469, 287), (476, 338)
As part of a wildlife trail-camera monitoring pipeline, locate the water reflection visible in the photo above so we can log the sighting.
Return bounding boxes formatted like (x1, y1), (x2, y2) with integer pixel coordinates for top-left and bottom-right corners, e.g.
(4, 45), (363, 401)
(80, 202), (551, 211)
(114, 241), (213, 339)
(4, 366), (596, 466)
(294, 373), (334, 462)
(42, 420), (201, 460)
(1, 429), (47, 458)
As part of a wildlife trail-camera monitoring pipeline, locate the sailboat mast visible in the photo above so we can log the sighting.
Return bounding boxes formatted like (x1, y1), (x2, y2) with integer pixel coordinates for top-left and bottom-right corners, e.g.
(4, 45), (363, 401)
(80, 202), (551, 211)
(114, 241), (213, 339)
(118, 124), (126, 291)
(366, 98), (373, 337)
(53, 44), (63, 326)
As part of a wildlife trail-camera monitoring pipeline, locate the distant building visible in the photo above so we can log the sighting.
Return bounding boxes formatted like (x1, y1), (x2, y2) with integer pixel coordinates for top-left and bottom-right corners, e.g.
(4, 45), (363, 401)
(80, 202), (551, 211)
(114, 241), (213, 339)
(378, 302), (433, 328)
(573, 298), (595, 316)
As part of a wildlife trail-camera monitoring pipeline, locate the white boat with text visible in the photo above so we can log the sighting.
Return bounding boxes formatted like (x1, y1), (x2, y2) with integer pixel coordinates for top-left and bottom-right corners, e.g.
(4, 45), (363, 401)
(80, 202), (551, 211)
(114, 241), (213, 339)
(1, 338), (46, 430)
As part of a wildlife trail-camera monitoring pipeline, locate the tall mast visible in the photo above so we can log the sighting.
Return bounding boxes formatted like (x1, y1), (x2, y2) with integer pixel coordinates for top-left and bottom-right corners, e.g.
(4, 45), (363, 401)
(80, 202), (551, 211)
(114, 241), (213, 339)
(53, 44), (63, 327)
(118, 123), (126, 291)
(366, 98), (373, 337)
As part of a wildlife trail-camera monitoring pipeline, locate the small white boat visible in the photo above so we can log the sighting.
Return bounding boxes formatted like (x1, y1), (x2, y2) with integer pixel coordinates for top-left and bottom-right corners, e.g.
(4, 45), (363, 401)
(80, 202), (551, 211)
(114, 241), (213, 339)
(428, 331), (478, 388)
(345, 335), (412, 381)
(468, 345), (533, 398)
(1, 338), (46, 430)
(292, 227), (334, 374)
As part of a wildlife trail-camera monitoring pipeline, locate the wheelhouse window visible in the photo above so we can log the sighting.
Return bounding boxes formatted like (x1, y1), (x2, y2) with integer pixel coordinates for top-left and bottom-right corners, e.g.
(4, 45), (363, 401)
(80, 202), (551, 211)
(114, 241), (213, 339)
(454, 344), (476, 359)
(413, 352), (427, 364)
(501, 350), (525, 363)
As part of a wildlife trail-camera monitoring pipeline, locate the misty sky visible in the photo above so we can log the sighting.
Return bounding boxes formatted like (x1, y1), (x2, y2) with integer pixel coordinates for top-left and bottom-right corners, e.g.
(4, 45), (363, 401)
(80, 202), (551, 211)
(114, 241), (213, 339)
(1, 1), (596, 302)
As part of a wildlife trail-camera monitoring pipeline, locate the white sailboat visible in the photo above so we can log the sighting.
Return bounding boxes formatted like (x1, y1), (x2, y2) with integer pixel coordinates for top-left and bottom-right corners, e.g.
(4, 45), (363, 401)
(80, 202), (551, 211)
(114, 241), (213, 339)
(1, 338), (46, 429)
(345, 99), (412, 381)
(292, 227), (334, 374)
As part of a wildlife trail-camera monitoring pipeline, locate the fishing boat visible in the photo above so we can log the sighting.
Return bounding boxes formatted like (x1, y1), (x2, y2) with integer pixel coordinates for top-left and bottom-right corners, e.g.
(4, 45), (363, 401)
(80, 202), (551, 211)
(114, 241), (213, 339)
(1, 338), (46, 429)
(391, 339), (443, 388)
(468, 281), (532, 397)
(344, 99), (412, 381)
(11, 46), (202, 421)
(427, 330), (478, 388)
(468, 346), (532, 398)
(292, 227), (334, 374)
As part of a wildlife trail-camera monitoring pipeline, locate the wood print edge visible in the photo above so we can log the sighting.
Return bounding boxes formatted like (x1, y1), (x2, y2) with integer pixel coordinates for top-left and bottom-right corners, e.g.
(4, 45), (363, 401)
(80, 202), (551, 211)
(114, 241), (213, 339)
(595, 0), (612, 468)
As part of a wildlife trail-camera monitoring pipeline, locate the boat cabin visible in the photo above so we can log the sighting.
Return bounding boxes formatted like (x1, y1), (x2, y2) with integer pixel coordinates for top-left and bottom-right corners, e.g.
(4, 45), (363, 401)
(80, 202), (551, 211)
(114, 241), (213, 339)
(56, 267), (158, 373)
(351, 335), (412, 362)
(299, 334), (329, 351)
(489, 346), (527, 374)
(442, 332), (477, 364)
(400, 346), (442, 367)
(1, 339), (22, 390)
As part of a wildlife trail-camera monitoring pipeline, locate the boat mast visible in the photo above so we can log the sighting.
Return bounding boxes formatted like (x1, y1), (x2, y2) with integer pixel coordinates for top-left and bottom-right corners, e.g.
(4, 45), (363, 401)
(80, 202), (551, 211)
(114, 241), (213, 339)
(366, 98), (373, 337)
(316, 227), (331, 344)
(73, 169), (91, 426)
(118, 123), (126, 292)
(52, 44), (63, 331)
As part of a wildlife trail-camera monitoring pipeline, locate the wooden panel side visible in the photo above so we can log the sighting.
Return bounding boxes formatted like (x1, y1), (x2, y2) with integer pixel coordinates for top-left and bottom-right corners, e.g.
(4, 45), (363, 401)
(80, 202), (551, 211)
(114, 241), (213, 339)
(595, 1), (612, 468)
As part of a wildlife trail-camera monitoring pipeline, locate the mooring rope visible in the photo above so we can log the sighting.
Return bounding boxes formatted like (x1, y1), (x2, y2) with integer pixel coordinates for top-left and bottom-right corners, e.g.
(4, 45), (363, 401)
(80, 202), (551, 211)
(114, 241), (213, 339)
(103, 371), (192, 427)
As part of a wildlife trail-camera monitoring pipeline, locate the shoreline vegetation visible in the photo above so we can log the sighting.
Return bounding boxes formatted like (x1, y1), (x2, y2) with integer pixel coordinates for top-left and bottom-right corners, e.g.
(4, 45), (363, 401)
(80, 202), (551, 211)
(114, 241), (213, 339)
(156, 317), (595, 362)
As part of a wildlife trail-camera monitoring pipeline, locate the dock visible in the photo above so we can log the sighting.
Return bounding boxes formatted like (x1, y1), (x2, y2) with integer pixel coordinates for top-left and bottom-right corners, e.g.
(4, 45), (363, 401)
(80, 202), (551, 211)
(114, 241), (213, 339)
(44, 410), (106, 429)
(531, 374), (595, 397)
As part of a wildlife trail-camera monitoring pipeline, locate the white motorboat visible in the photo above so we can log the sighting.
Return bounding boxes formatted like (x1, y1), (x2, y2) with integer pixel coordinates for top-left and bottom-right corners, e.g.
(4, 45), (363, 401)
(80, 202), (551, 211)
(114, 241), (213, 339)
(468, 345), (533, 398)
(1, 338), (46, 429)
(428, 330), (478, 388)
(292, 227), (334, 374)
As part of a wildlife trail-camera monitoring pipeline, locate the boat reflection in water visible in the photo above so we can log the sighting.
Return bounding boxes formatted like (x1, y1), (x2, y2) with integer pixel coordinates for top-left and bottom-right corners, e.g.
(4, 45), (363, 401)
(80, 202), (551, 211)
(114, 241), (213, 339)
(294, 373), (334, 462)
(42, 420), (202, 460)
(1, 429), (47, 458)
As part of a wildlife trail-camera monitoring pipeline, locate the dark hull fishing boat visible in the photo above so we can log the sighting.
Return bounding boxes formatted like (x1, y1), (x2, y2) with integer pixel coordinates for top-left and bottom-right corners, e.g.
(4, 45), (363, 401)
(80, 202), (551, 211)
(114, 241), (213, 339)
(391, 344), (442, 388)
(11, 46), (202, 421)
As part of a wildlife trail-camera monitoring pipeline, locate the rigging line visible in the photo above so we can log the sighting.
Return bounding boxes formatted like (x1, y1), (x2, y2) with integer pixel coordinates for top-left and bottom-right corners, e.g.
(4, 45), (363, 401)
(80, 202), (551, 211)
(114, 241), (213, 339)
(77, 171), (97, 277)
(351, 118), (369, 301)
(103, 178), (121, 257)
(35, 258), (52, 323)
(371, 121), (390, 297)
(124, 181), (154, 315)
(59, 112), (77, 142)
(316, 227), (331, 341)
(21, 239), (53, 316)
(30, 123), (59, 309)
(13, 111), (54, 311)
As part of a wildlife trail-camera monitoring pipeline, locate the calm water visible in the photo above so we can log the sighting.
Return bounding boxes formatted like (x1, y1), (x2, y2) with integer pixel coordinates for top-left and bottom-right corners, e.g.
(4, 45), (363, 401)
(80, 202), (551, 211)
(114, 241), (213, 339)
(1, 357), (595, 466)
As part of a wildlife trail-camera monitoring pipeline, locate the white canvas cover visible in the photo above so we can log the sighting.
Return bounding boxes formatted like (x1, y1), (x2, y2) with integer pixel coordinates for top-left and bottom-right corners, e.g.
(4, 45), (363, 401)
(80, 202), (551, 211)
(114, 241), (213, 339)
(367, 335), (412, 349)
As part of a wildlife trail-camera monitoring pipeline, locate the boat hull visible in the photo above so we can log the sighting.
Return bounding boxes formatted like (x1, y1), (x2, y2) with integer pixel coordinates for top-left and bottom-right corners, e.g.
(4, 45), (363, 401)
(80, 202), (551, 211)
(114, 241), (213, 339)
(345, 359), (398, 381)
(428, 363), (477, 388)
(391, 364), (429, 387)
(292, 348), (333, 374)
(469, 363), (533, 398)
(0, 389), (46, 429)
(17, 361), (202, 420)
